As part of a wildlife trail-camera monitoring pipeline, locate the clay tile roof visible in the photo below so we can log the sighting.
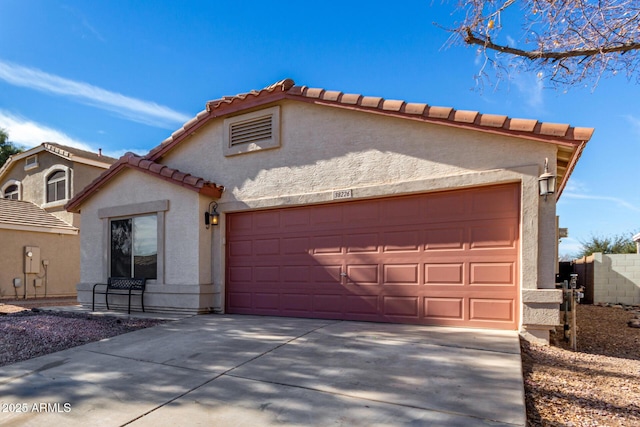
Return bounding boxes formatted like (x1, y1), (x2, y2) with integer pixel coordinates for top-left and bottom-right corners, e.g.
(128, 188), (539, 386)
(404, 103), (428, 115)
(322, 90), (342, 102)
(340, 93), (362, 105)
(66, 153), (224, 213)
(205, 78), (294, 112)
(305, 87), (325, 99)
(149, 162), (165, 175)
(427, 106), (454, 120)
(382, 100), (405, 112)
(108, 78), (593, 200)
(0, 199), (78, 234)
(479, 114), (508, 128)
(42, 142), (118, 164)
(453, 110), (479, 124)
(360, 96), (383, 108)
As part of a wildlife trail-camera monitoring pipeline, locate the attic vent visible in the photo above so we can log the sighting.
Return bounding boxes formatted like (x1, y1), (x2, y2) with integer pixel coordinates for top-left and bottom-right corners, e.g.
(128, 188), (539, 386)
(24, 155), (38, 170)
(230, 114), (273, 146)
(223, 106), (281, 157)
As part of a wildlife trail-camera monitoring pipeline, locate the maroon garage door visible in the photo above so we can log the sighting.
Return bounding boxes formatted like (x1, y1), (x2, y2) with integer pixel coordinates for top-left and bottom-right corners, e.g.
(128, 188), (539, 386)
(226, 184), (520, 329)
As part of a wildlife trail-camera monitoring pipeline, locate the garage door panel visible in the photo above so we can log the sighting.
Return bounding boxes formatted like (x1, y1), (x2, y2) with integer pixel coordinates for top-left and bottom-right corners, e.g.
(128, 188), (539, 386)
(254, 238), (280, 256)
(383, 264), (420, 285)
(424, 263), (464, 285)
(424, 192), (466, 219)
(313, 295), (344, 313)
(282, 237), (310, 255)
(382, 197), (423, 224)
(424, 228), (465, 250)
(343, 202), (380, 225)
(423, 297), (464, 320)
(471, 186), (519, 216)
(344, 295), (379, 316)
(346, 264), (379, 284)
(282, 294), (312, 312)
(312, 265), (342, 283)
(254, 210), (280, 230)
(281, 209), (311, 228)
(229, 240), (252, 256)
(254, 266), (280, 282)
(228, 214), (253, 233)
(470, 262), (516, 285)
(470, 224), (517, 249)
(226, 184), (519, 330)
(229, 266), (252, 283)
(254, 293), (280, 310)
(228, 292), (253, 310)
(312, 235), (343, 254)
(311, 205), (343, 226)
(470, 299), (514, 322)
(383, 296), (419, 318)
(282, 266), (311, 283)
(382, 230), (421, 252)
(346, 233), (380, 253)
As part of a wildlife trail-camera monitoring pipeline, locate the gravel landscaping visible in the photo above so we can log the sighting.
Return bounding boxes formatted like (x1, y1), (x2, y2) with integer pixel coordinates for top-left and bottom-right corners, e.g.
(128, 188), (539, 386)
(523, 304), (640, 426)
(0, 301), (164, 367)
(1, 300), (638, 426)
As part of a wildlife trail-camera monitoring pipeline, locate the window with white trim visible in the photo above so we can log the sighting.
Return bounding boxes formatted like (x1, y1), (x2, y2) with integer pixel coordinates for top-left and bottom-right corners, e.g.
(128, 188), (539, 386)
(110, 215), (158, 279)
(3, 184), (19, 199)
(46, 170), (67, 203)
(24, 155), (38, 170)
(223, 106), (281, 156)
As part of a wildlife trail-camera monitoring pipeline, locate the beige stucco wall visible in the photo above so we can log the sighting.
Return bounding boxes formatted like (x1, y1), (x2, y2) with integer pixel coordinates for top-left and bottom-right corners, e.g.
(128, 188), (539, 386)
(76, 100), (562, 332)
(76, 170), (216, 313)
(161, 101), (560, 325)
(0, 152), (108, 227)
(0, 229), (79, 299)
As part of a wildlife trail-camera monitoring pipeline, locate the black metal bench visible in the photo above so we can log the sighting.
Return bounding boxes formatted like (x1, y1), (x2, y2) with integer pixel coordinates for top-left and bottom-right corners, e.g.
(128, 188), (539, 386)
(92, 277), (147, 314)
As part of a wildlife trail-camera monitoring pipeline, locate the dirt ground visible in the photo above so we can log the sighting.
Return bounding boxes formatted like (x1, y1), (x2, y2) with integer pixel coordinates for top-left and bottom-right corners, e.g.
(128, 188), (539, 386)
(522, 304), (640, 426)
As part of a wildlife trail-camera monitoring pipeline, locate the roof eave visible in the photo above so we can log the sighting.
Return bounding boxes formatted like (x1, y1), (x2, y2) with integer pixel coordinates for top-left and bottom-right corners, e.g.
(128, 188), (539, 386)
(65, 154), (224, 213)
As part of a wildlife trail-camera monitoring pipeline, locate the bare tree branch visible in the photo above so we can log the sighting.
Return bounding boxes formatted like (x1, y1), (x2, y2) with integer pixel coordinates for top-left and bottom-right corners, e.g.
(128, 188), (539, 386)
(443, 0), (640, 88)
(464, 28), (640, 61)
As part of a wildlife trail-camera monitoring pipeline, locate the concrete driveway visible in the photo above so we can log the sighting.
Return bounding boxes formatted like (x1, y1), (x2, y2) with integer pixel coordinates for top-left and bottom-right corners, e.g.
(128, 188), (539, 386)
(0, 314), (526, 426)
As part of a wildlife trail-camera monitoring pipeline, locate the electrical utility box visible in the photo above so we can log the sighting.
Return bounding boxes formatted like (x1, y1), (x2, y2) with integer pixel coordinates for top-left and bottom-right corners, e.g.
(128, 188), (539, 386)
(24, 246), (41, 274)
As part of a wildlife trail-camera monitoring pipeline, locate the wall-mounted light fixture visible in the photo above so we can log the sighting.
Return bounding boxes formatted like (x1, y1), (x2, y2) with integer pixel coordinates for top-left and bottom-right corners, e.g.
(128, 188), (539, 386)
(204, 201), (220, 229)
(538, 158), (556, 201)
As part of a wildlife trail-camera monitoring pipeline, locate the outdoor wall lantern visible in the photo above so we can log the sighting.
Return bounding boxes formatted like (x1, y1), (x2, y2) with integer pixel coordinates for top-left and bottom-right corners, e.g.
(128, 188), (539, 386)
(204, 201), (220, 229)
(538, 158), (557, 201)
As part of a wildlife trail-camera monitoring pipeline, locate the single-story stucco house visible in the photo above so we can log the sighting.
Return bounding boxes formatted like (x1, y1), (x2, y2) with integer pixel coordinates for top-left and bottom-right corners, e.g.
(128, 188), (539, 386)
(66, 79), (593, 342)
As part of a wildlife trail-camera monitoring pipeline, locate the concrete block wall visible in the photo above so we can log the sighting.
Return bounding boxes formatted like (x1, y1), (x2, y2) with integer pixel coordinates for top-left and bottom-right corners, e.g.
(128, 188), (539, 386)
(592, 253), (640, 305)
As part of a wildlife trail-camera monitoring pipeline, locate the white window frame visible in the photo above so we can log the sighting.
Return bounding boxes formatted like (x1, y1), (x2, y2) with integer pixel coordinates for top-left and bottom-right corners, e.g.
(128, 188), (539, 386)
(1, 180), (21, 200)
(109, 215), (158, 279)
(223, 106), (281, 157)
(24, 155), (38, 171)
(42, 165), (72, 209)
(98, 200), (168, 284)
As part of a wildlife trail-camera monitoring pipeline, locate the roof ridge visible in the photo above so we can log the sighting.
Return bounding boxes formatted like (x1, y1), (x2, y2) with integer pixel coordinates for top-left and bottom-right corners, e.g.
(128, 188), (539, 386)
(42, 142), (71, 158)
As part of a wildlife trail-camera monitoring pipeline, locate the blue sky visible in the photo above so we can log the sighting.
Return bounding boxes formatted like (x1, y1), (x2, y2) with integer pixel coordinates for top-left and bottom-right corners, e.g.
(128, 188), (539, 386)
(0, 1), (638, 256)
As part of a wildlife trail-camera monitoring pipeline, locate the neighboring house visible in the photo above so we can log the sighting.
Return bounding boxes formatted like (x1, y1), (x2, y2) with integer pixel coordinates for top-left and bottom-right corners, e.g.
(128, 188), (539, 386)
(66, 79), (594, 343)
(0, 143), (115, 299)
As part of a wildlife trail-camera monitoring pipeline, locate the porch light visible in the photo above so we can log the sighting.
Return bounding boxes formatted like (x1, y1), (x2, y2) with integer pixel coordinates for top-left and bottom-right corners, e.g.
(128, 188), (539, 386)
(205, 201), (220, 229)
(538, 158), (556, 201)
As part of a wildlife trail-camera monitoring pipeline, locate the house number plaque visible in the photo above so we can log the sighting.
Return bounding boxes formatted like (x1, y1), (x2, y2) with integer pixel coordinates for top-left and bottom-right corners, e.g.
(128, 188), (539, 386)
(333, 189), (352, 200)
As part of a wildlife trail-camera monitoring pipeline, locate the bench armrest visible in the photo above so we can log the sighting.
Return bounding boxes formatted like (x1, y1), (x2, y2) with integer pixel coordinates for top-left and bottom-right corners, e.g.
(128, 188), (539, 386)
(93, 283), (108, 291)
